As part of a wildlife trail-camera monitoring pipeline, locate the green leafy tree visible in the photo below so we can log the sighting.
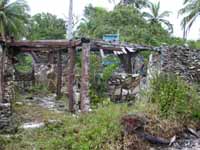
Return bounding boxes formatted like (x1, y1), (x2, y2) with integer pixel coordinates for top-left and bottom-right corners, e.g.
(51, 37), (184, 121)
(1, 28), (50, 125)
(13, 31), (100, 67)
(143, 2), (173, 33)
(78, 5), (171, 46)
(77, 5), (110, 38)
(179, 0), (200, 38)
(27, 13), (66, 40)
(0, 0), (29, 39)
(120, 0), (150, 9)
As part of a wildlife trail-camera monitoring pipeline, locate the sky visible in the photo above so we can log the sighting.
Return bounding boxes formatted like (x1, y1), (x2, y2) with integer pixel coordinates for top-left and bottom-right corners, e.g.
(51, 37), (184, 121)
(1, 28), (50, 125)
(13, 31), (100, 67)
(26, 0), (200, 40)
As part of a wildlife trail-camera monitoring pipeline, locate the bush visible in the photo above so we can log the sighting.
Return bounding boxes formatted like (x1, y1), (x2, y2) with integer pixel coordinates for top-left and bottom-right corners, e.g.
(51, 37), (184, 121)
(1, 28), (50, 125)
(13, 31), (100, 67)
(89, 54), (119, 105)
(149, 73), (200, 119)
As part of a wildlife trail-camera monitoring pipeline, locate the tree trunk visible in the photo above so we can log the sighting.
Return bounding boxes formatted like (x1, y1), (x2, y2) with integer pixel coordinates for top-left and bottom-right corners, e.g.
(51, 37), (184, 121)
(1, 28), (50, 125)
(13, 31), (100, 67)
(56, 50), (62, 98)
(67, 46), (76, 113)
(80, 43), (90, 112)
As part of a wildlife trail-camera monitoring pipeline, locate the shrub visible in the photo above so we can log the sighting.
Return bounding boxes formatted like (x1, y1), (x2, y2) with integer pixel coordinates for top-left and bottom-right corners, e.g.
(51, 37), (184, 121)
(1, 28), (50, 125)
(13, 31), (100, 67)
(149, 73), (200, 119)
(89, 54), (119, 105)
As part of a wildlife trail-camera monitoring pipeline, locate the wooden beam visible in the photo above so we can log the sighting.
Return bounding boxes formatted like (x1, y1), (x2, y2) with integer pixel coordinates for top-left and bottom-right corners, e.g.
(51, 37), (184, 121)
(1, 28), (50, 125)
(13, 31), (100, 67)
(16, 48), (63, 52)
(56, 50), (62, 98)
(7, 40), (81, 49)
(67, 45), (76, 113)
(80, 43), (90, 112)
(95, 46), (122, 51)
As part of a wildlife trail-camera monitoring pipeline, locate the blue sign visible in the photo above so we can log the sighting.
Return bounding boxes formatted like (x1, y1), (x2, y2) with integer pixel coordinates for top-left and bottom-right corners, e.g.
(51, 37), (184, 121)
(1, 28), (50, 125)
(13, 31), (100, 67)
(103, 34), (119, 42)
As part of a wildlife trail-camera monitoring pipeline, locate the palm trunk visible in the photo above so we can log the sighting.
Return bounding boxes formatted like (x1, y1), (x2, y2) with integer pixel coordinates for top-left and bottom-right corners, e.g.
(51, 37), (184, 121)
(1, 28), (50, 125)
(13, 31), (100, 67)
(67, 46), (76, 113)
(80, 43), (90, 112)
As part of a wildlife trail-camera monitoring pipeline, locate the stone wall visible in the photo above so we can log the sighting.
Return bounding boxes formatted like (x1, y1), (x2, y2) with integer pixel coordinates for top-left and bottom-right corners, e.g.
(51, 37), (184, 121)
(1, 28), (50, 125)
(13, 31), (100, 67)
(0, 47), (15, 133)
(0, 103), (12, 131)
(162, 46), (200, 83)
(109, 46), (200, 102)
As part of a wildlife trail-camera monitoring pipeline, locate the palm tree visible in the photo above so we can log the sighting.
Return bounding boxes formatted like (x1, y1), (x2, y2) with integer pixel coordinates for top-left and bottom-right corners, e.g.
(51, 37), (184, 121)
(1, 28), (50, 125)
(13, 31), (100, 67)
(143, 2), (173, 33)
(0, 0), (29, 101)
(120, 0), (150, 9)
(0, 0), (29, 40)
(179, 0), (200, 38)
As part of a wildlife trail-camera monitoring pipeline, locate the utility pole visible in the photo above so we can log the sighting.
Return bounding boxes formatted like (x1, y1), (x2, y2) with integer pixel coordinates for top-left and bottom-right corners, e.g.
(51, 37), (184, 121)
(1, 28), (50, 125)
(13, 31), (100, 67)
(67, 0), (73, 40)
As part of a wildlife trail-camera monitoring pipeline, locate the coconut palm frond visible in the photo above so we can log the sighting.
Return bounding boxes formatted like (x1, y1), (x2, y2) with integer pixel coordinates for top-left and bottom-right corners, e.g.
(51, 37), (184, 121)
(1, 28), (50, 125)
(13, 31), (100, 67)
(143, 2), (173, 33)
(159, 19), (173, 33)
(159, 11), (171, 18)
(179, 0), (200, 38)
(0, 0), (29, 39)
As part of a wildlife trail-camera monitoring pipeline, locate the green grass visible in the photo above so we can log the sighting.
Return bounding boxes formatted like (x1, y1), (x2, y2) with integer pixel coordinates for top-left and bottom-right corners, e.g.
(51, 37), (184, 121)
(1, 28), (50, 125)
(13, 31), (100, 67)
(2, 72), (200, 150)
(1, 95), (200, 150)
(1, 104), (134, 150)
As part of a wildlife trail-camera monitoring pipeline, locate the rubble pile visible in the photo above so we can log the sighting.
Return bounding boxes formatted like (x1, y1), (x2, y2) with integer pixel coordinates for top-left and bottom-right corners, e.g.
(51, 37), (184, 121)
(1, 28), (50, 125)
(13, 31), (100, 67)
(108, 73), (141, 102)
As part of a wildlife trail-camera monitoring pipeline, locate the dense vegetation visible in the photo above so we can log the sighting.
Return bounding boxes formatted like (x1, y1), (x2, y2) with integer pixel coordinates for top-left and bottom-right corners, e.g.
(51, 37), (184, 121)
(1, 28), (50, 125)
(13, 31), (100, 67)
(77, 5), (172, 46)
(149, 73), (200, 119)
(27, 13), (66, 40)
(76, 3), (200, 47)
(1, 0), (199, 47)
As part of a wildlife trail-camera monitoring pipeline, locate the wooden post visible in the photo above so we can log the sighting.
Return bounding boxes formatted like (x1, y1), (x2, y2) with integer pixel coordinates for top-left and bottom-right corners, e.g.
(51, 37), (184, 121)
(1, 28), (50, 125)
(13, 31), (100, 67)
(67, 43), (76, 113)
(125, 54), (133, 74)
(32, 67), (35, 86)
(80, 42), (90, 112)
(48, 52), (54, 64)
(119, 53), (134, 74)
(0, 44), (3, 101)
(56, 50), (62, 98)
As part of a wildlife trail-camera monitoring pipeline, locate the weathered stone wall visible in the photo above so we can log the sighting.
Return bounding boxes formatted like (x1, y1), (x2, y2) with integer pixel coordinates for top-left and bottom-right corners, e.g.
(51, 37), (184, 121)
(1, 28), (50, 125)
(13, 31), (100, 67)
(110, 46), (200, 102)
(162, 46), (200, 83)
(0, 48), (15, 133)
(0, 103), (12, 131)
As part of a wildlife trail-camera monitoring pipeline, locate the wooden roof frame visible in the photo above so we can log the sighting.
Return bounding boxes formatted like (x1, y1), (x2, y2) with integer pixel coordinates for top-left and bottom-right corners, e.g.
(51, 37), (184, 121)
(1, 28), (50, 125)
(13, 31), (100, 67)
(2, 38), (161, 54)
